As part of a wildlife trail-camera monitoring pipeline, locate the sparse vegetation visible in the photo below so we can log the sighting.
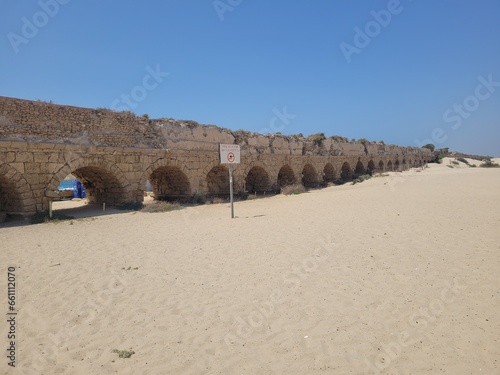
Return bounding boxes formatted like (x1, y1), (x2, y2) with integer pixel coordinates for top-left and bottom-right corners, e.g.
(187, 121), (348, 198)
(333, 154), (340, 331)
(141, 201), (181, 213)
(456, 157), (469, 164)
(422, 144), (435, 152)
(30, 211), (74, 224)
(352, 174), (372, 185)
(329, 135), (349, 143)
(281, 184), (307, 195)
(480, 160), (500, 168)
(112, 349), (135, 359)
(210, 197), (228, 204)
(116, 202), (143, 211)
(307, 133), (326, 146)
(189, 193), (207, 205)
(451, 160), (459, 165)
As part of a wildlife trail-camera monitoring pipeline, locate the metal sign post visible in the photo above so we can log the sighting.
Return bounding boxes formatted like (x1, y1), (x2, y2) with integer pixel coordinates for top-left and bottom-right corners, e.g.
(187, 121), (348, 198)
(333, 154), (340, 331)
(220, 144), (241, 219)
(229, 164), (234, 219)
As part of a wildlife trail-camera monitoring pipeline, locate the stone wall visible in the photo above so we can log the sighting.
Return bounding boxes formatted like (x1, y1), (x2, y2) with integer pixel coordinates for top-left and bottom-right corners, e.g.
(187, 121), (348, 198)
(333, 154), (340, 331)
(0, 96), (432, 217)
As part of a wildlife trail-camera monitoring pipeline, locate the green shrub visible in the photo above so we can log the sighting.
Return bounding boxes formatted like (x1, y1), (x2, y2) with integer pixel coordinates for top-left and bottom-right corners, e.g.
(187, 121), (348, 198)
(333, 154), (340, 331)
(480, 160), (500, 168)
(352, 174), (372, 185)
(457, 157), (469, 164)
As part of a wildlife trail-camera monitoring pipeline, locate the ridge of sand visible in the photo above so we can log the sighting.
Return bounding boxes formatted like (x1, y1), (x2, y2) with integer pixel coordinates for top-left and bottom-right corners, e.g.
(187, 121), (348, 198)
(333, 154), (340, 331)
(1, 162), (499, 374)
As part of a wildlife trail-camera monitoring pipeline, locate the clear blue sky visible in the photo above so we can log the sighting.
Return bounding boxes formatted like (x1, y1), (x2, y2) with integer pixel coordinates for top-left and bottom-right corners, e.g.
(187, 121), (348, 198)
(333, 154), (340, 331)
(1, 0), (499, 155)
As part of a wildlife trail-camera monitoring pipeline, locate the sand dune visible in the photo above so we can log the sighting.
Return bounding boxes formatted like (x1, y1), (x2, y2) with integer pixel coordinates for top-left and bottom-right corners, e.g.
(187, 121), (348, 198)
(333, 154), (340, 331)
(1, 162), (499, 374)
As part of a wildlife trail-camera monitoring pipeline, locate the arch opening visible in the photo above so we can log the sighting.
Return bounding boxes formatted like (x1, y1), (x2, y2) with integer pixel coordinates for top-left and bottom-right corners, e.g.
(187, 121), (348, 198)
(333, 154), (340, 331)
(150, 166), (191, 202)
(340, 162), (353, 181)
(301, 164), (318, 188)
(323, 163), (336, 184)
(378, 160), (384, 172)
(394, 160), (400, 171)
(70, 166), (126, 205)
(0, 175), (21, 219)
(277, 165), (296, 188)
(367, 160), (376, 175)
(354, 160), (366, 176)
(206, 165), (230, 196)
(245, 166), (271, 194)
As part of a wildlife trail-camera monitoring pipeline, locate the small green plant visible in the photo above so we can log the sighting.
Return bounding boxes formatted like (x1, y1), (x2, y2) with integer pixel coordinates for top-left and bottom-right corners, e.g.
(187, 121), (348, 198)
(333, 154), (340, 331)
(352, 174), (372, 185)
(112, 349), (135, 359)
(451, 160), (459, 165)
(281, 184), (307, 195)
(447, 165), (454, 168)
(142, 113), (149, 119)
(456, 157), (469, 164)
(141, 201), (181, 213)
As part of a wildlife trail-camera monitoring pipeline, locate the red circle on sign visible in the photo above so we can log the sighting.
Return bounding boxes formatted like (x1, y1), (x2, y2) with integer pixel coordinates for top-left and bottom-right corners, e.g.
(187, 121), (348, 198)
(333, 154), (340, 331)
(227, 152), (235, 162)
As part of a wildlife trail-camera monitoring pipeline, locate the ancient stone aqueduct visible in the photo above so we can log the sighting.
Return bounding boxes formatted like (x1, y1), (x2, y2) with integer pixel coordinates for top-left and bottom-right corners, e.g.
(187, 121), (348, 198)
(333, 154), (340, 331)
(0, 96), (432, 217)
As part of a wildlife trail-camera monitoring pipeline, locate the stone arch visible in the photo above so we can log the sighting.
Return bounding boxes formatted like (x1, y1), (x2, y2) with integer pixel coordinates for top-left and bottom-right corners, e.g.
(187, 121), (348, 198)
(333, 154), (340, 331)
(150, 166), (191, 201)
(140, 158), (193, 201)
(378, 160), (384, 172)
(0, 163), (34, 216)
(367, 160), (376, 175)
(354, 160), (366, 176)
(277, 164), (296, 188)
(340, 162), (352, 181)
(301, 164), (318, 188)
(323, 163), (336, 184)
(395, 160), (400, 171)
(206, 165), (229, 196)
(245, 166), (271, 193)
(408, 159), (413, 168)
(47, 158), (129, 205)
(387, 160), (393, 171)
(402, 159), (407, 170)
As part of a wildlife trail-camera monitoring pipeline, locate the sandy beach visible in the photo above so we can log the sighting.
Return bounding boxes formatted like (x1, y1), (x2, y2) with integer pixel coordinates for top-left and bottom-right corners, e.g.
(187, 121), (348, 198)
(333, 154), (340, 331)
(1, 160), (499, 374)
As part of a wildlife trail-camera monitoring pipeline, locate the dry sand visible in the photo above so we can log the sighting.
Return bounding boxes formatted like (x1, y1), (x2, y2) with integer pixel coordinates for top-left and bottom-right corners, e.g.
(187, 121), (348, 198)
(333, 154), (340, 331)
(1, 161), (499, 374)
